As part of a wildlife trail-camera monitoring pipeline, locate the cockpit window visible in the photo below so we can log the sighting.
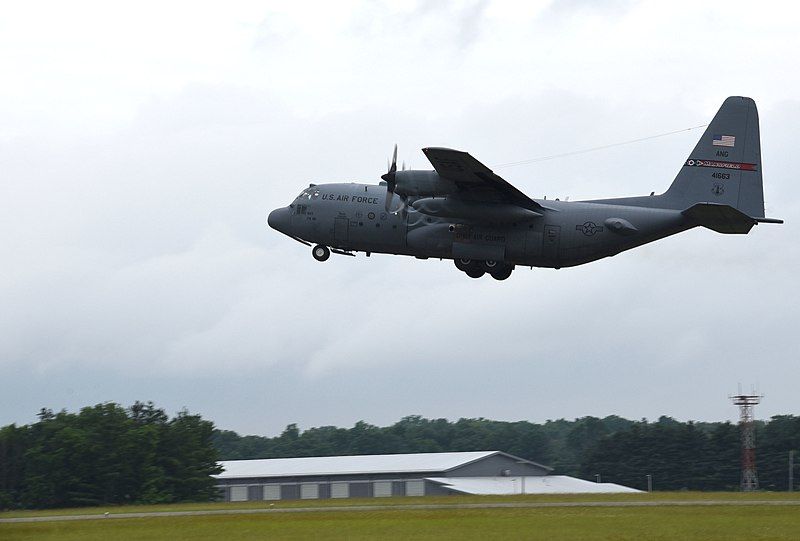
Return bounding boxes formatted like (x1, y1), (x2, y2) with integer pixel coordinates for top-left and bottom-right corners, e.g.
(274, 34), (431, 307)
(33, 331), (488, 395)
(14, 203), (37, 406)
(296, 187), (320, 200)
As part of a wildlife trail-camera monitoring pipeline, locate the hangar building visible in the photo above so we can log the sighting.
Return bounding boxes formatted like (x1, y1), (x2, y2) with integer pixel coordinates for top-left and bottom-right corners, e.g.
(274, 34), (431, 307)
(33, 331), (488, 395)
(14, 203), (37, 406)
(214, 451), (638, 502)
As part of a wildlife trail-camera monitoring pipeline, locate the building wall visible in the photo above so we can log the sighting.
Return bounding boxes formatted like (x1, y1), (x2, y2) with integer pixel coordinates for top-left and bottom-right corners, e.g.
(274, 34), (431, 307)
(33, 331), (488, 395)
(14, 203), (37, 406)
(447, 454), (549, 478)
(217, 477), (432, 502)
(215, 471), (443, 487)
(214, 453), (551, 502)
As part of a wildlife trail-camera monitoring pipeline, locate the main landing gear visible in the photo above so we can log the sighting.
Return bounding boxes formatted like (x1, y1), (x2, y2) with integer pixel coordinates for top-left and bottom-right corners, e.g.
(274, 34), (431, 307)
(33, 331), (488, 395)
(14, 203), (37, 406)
(454, 258), (514, 280)
(312, 244), (330, 261)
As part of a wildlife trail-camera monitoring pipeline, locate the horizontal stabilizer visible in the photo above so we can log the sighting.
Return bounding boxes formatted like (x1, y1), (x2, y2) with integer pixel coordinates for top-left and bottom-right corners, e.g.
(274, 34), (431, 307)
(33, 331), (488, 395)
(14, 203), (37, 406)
(754, 217), (784, 224)
(682, 203), (757, 234)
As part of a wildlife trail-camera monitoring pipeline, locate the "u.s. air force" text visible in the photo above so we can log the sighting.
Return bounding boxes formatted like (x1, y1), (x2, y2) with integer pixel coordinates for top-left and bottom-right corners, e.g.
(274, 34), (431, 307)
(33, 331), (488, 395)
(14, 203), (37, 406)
(322, 194), (380, 204)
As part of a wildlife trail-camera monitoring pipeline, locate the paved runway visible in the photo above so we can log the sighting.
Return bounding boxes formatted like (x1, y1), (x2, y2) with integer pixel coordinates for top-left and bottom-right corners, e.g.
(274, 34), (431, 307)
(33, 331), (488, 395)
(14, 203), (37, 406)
(3, 499), (800, 524)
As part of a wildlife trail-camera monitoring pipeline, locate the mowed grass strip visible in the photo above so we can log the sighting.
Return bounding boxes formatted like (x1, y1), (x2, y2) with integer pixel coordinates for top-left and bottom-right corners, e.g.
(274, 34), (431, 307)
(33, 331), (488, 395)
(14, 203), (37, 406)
(3, 491), (800, 519)
(3, 504), (800, 541)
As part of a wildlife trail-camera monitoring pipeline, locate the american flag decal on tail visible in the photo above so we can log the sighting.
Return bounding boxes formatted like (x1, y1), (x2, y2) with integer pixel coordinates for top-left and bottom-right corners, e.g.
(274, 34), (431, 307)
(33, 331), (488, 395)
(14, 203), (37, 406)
(713, 134), (735, 147)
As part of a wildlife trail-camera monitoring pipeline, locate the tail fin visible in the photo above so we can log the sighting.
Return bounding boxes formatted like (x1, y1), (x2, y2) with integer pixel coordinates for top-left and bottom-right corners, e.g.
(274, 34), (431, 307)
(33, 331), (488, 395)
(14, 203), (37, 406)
(664, 96), (765, 218)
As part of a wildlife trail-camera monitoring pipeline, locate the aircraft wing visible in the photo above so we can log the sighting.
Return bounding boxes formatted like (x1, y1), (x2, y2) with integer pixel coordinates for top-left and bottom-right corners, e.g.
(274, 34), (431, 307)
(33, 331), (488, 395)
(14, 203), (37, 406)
(422, 147), (545, 211)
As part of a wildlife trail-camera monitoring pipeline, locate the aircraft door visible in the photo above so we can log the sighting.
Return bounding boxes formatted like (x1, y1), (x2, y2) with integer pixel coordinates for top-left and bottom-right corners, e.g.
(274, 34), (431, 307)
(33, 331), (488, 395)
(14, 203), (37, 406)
(334, 217), (349, 245)
(542, 225), (560, 262)
(524, 229), (542, 258)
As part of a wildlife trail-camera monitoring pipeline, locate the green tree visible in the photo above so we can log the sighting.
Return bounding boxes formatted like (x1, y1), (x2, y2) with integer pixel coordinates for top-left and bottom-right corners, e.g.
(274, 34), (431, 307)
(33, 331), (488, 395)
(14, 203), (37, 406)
(758, 415), (800, 491)
(0, 424), (28, 509)
(0, 402), (221, 509)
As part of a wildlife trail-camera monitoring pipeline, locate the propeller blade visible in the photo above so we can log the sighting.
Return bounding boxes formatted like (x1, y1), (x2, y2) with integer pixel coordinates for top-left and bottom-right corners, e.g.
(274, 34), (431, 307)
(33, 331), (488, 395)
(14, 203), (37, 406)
(381, 144), (399, 210)
(385, 188), (394, 212)
(380, 144), (398, 182)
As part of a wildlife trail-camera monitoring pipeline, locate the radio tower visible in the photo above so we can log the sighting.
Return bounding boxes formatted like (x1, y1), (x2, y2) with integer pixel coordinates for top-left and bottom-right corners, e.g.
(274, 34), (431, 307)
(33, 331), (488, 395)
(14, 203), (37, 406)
(730, 391), (762, 491)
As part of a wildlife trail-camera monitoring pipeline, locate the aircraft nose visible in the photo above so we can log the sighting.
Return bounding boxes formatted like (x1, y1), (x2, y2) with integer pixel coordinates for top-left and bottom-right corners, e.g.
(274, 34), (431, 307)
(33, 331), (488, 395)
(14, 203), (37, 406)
(267, 207), (292, 235)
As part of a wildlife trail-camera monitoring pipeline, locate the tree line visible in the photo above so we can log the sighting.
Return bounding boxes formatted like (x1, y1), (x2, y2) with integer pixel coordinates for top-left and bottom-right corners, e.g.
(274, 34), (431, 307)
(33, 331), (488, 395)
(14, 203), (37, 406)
(0, 402), (220, 509)
(581, 415), (800, 491)
(214, 414), (800, 492)
(3, 405), (799, 509)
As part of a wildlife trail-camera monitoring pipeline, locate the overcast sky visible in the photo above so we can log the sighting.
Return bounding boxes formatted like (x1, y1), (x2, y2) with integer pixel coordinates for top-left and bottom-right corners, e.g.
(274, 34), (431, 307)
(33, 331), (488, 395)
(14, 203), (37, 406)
(1, 1), (798, 436)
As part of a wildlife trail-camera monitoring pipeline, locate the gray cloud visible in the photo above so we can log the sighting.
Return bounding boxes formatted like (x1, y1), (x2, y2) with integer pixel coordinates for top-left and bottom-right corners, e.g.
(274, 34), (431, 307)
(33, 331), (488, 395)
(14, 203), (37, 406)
(1, 2), (798, 436)
(543, 0), (638, 18)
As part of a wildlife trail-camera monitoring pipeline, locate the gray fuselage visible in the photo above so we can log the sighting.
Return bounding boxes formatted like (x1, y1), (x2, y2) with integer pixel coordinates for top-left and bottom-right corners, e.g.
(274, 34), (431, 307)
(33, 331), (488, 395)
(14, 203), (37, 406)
(268, 98), (780, 277)
(269, 183), (693, 269)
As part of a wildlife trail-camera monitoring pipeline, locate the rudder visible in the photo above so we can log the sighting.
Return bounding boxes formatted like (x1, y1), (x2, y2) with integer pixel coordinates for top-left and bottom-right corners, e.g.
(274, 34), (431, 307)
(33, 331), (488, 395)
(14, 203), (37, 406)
(664, 97), (764, 218)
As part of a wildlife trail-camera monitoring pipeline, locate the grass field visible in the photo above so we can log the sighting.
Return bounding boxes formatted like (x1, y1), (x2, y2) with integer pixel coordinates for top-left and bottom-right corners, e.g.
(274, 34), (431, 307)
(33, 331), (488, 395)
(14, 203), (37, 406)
(3, 493), (800, 540)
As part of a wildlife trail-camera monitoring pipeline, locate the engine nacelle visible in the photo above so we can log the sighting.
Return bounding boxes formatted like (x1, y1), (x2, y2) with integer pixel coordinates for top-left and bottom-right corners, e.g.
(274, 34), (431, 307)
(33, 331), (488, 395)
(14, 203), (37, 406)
(412, 197), (542, 223)
(393, 170), (458, 197)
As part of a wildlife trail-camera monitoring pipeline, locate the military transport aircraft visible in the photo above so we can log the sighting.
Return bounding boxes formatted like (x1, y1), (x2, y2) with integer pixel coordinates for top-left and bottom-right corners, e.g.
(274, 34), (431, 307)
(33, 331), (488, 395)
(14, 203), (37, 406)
(268, 97), (782, 280)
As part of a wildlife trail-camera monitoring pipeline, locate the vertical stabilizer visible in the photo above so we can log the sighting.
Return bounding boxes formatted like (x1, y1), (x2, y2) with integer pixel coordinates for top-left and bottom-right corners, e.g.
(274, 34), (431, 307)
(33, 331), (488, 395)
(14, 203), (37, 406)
(664, 97), (764, 218)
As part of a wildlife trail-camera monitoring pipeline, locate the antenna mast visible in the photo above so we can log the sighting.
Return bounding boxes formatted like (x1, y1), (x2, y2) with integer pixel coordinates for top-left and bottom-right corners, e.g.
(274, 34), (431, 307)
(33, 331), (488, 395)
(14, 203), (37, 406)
(730, 391), (762, 491)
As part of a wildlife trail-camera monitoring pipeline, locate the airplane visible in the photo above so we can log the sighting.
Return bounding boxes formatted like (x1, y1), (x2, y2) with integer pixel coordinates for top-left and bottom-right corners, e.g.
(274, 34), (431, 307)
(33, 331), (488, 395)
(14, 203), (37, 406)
(268, 97), (782, 280)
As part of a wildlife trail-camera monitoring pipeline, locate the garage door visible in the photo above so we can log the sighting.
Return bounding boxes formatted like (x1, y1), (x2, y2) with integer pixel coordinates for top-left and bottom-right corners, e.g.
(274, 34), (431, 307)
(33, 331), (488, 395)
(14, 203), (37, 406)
(300, 483), (319, 499)
(263, 484), (280, 500)
(331, 482), (349, 498)
(373, 481), (392, 498)
(230, 486), (248, 502)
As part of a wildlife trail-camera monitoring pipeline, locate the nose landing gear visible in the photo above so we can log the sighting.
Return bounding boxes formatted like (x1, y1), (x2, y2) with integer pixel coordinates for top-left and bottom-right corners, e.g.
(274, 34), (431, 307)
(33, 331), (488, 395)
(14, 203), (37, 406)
(312, 245), (330, 261)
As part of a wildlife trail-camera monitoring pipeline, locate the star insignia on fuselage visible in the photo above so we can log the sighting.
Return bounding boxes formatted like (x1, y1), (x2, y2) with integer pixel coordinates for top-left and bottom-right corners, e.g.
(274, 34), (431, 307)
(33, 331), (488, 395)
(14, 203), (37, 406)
(576, 221), (603, 236)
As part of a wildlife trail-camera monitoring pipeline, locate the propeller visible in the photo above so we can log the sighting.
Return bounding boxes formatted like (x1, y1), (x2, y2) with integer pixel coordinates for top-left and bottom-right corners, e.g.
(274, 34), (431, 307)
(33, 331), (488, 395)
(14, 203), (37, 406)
(381, 144), (406, 214)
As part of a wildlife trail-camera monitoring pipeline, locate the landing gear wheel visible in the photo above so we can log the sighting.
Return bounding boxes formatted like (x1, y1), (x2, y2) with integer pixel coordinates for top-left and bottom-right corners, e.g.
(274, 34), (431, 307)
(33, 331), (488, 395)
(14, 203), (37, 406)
(482, 260), (499, 272)
(490, 265), (514, 281)
(456, 258), (484, 278)
(454, 258), (473, 272)
(312, 245), (330, 262)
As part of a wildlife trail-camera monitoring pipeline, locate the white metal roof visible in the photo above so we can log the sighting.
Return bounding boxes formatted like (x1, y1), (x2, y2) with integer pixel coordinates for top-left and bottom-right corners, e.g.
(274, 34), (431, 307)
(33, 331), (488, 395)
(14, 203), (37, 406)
(426, 475), (641, 495)
(215, 451), (498, 479)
